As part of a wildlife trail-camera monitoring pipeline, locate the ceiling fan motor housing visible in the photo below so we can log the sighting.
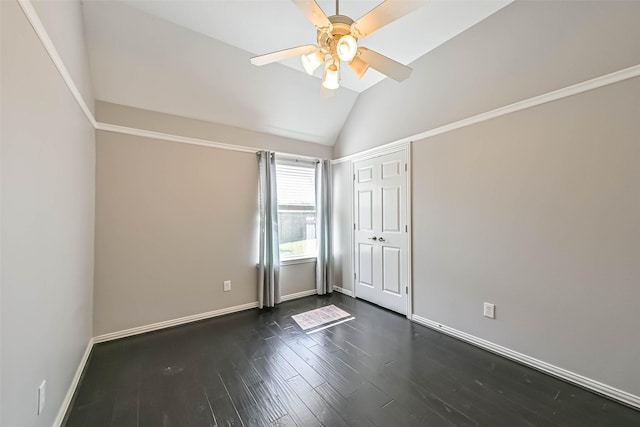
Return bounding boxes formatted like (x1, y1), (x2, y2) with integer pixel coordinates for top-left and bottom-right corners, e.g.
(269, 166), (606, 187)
(317, 15), (356, 56)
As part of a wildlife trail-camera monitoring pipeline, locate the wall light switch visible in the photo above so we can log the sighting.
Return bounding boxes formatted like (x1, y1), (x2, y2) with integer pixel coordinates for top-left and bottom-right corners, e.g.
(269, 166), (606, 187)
(38, 380), (46, 415)
(483, 302), (495, 319)
(223, 280), (231, 292)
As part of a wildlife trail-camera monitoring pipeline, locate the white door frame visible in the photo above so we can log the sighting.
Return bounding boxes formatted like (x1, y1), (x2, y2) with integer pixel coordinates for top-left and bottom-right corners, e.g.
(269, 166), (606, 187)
(349, 143), (413, 319)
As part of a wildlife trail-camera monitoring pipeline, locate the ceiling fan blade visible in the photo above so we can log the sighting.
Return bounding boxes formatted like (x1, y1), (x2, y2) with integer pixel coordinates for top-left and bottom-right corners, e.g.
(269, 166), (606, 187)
(351, 0), (423, 38)
(292, 0), (332, 31)
(250, 44), (319, 66)
(348, 56), (370, 80)
(357, 47), (412, 82)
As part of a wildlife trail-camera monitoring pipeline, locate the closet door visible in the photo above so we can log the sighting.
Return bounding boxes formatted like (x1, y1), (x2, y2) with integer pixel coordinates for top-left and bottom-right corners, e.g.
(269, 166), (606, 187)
(353, 150), (408, 314)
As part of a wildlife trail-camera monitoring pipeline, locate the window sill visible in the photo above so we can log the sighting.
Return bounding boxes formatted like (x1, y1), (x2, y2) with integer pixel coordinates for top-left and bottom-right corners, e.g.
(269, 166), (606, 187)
(281, 257), (317, 266)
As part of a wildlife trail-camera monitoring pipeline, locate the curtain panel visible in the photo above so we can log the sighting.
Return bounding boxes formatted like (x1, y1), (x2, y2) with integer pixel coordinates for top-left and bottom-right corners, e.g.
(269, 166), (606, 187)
(257, 151), (280, 308)
(315, 159), (334, 295)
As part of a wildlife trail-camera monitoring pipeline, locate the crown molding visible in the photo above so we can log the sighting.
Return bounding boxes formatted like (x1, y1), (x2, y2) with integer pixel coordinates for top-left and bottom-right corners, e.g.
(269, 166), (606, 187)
(17, 0), (97, 128)
(19, 0), (640, 164)
(332, 64), (640, 164)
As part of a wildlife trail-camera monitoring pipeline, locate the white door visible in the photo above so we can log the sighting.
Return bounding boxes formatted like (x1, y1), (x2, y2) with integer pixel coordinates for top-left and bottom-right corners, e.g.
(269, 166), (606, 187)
(354, 150), (408, 315)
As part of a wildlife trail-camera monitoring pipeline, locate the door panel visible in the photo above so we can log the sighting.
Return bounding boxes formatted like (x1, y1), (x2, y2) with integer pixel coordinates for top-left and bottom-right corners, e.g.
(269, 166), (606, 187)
(382, 246), (401, 295)
(382, 186), (400, 233)
(357, 166), (373, 182)
(353, 149), (408, 315)
(357, 190), (373, 231)
(381, 160), (401, 179)
(358, 243), (374, 286)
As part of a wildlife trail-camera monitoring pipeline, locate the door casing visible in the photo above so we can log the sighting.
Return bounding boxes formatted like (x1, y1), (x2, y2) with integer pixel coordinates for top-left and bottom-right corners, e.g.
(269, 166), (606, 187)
(349, 143), (413, 318)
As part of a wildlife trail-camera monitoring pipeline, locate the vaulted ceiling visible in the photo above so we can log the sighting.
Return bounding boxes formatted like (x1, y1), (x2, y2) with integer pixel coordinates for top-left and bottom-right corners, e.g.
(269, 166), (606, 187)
(81, 0), (512, 145)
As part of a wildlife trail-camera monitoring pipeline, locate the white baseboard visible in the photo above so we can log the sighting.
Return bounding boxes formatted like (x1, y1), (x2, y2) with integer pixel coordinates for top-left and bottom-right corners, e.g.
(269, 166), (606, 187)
(93, 290), (319, 344)
(53, 338), (95, 427)
(57, 291), (322, 423)
(411, 314), (640, 410)
(281, 289), (317, 301)
(93, 301), (259, 343)
(333, 285), (354, 297)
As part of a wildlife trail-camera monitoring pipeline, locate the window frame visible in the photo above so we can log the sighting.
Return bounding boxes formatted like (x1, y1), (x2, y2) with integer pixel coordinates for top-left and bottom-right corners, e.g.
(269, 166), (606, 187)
(275, 157), (318, 263)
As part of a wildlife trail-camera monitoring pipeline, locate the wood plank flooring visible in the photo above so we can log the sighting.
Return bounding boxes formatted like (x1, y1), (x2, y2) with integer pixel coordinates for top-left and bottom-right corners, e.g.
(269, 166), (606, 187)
(63, 293), (640, 426)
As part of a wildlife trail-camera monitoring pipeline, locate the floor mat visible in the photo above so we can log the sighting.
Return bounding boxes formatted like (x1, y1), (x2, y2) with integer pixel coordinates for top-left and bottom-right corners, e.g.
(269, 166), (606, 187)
(291, 304), (351, 330)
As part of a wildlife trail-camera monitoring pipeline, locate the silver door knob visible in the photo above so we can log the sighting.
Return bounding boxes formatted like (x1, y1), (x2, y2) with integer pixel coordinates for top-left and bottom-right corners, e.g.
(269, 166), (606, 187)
(378, 237), (386, 242)
(367, 236), (378, 241)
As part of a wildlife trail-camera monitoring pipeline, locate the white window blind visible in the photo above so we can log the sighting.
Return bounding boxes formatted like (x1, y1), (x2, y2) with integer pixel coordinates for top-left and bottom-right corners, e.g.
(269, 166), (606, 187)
(276, 164), (315, 207)
(276, 162), (317, 260)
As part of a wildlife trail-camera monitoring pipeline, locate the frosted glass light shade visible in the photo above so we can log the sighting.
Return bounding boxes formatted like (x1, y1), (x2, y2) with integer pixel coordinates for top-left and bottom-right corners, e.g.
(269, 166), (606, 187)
(336, 35), (357, 62)
(301, 52), (325, 75)
(322, 61), (340, 90)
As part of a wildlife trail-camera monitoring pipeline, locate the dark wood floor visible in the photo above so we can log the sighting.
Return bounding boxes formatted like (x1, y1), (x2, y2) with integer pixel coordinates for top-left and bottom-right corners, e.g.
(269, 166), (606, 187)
(64, 293), (639, 426)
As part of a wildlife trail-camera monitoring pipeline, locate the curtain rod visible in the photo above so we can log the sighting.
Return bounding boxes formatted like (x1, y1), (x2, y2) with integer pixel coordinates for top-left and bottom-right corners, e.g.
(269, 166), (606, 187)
(256, 151), (321, 164)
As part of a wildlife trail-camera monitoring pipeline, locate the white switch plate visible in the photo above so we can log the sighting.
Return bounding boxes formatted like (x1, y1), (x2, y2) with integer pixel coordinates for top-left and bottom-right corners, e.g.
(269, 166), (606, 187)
(223, 280), (231, 292)
(38, 380), (46, 415)
(483, 302), (495, 319)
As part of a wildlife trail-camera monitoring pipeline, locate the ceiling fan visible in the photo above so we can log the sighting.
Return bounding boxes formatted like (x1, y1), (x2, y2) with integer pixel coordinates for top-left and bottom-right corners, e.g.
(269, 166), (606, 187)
(250, 0), (422, 91)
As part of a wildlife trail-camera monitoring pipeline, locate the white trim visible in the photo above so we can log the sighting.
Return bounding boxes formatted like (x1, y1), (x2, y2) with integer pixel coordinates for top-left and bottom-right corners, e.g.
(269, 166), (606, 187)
(281, 257), (317, 266)
(17, 0), (97, 128)
(96, 122), (258, 154)
(332, 64), (640, 164)
(17, 0), (640, 163)
(340, 141), (411, 164)
(332, 140), (410, 164)
(93, 301), (259, 343)
(411, 314), (640, 410)
(333, 285), (354, 297)
(280, 289), (317, 301)
(350, 145), (411, 316)
(55, 291), (316, 423)
(93, 290), (317, 343)
(19, 0), (640, 164)
(52, 338), (94, 427)
(405, 144), (413, 319)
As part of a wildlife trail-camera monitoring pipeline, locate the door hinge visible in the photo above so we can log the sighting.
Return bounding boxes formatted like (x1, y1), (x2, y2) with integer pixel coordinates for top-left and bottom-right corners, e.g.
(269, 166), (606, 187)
(405, 163), (407, 172)
(354, 272), (357, 280)
(405, 225), (408, 232)
(354, 223), (356, 230)
(405, 286), (408, 294)
(353, 173), (356, 181)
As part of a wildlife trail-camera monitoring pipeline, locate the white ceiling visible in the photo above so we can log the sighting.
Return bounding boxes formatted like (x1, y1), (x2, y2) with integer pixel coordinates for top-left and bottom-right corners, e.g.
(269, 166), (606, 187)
(81, 0), (512, 145)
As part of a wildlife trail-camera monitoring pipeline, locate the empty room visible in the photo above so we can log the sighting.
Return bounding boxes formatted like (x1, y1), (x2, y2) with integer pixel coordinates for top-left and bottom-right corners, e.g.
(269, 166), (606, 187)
(1, 0), (639, 425)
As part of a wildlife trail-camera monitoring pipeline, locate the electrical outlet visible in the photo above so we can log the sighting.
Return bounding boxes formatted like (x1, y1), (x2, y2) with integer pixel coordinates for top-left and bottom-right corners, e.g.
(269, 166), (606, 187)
(223, 280), (231, 292)
(483, 302), (495, 319)
(38, 380), (46, 415)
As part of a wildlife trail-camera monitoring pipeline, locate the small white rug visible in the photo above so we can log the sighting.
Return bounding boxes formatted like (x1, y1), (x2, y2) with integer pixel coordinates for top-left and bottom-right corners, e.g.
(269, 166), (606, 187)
(291, 305), (351, 331)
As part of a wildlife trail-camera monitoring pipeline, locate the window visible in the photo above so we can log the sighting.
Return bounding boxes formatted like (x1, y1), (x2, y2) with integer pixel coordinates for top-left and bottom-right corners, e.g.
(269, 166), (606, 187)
(276, 161), (316, 260)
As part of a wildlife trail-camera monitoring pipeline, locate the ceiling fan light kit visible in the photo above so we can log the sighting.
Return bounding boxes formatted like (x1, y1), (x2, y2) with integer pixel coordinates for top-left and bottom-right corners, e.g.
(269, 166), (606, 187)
(322, 60), (340, 90)
(250, 0), (420, 92)
(301, 51), (326, 75)
(336, 34), (358, 61)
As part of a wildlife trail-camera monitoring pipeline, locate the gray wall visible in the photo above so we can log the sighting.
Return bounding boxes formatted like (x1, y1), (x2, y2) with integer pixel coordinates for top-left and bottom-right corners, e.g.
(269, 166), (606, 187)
(412, 76), (640, 396)
(94, 123), (323, 335)
(1, 1), (95, 425)
(332, 0), (640, 399)
(334, 0), (640, 158)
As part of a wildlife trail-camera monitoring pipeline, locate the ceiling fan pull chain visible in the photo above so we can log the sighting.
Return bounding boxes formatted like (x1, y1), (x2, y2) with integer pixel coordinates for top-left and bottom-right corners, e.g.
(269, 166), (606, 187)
(336, 0), (339, 16)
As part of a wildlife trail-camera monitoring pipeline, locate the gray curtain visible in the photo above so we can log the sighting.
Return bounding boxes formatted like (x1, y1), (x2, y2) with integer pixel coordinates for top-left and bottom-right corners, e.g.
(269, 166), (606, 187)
(315, 160), (334, 295)
(257, 151), (280, 308)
